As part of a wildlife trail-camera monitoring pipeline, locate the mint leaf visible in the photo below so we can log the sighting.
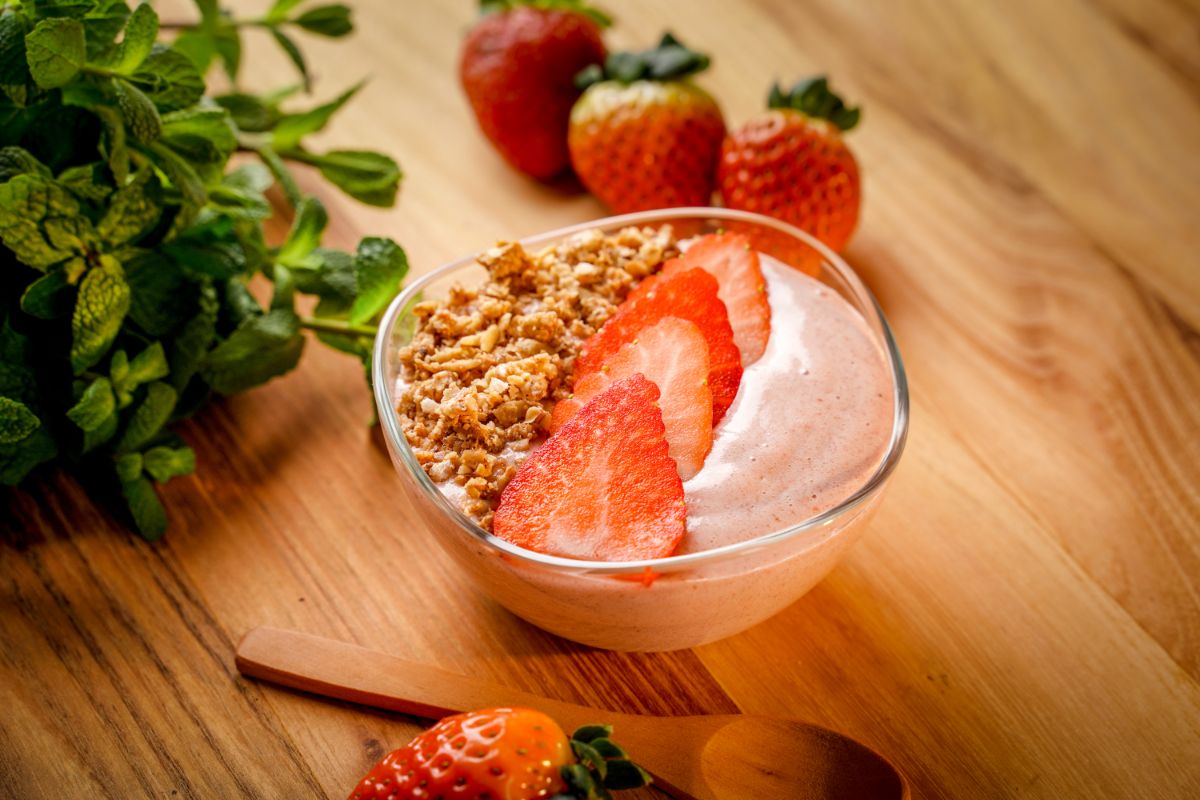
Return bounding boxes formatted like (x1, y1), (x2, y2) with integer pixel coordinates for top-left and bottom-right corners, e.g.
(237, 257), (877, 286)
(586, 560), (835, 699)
(115, 451), (142, 482)
(0, 11), (31, 105)
(126, 341), (170, 386)
(265, 0), (306, 24)
(82, 409), (118, 453)
(214, 92), (279, 132)
(169, 280), (217, 390)
(286, 149), (400, 207)
(125, 251), (190, 337)
(293, 5), (353, 37)
(110, 341), (172, 410)
(25, 17), (85, 88)
(271, 81), (362, 151)
(44, 215), (96, 255)
(164, 239), (245, 280)
(109, 2), (157, 74)
(0, 396), (39, 444)
(70, 256), (130, 374)
(270, 28), (309, 90)
(271, 264), (296, 311)
(115, 380), (176, 451)
(0, 147), (47, 182)
(291, 247), (355, 299)
(159, 107), (236, 181)
(207, 165), (272, 221)
(132, 46), (204, 112)
(21, 268), (74, 319)
(213, 27), (241, 82)
(201, 309), (304, 394)
(0, 423), (56, 485)
(0, 174), (83, 269)
(97, 170), (160, 247)
(82, 0), (132, 61)
(349, 236), (407, 324)
(113, 77), (162, 143)
(67, 376), (115, 432)
(170, 29), (216, 75)
(276, 196), (327, 267)
(143, 445), (194, 482)
(119, 474), (166, 539)
(222, 279), (262, 326)
(145, 140), (206, 208)
(58, 162), (114, 202)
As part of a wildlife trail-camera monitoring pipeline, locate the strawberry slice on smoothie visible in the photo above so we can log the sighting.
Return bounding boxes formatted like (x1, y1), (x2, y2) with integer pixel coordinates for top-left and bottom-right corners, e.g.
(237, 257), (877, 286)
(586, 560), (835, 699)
(665, 232), (771, 366)
(494, 374), (686, 561)
(576, 267), (742, 424)
(549, 317), (713, 479)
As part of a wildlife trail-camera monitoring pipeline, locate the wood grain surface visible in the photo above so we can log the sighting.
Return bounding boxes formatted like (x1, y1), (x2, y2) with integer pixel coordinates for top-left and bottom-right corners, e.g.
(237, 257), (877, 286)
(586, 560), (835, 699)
(3, 1), (1199, 798)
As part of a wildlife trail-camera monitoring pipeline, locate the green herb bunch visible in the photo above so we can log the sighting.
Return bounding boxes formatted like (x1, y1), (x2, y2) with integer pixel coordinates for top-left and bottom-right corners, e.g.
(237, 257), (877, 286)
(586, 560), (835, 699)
(0, 0), (407, 538)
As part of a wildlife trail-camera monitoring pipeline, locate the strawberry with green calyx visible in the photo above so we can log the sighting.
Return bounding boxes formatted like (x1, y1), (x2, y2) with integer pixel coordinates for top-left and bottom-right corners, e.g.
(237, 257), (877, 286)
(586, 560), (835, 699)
(569, 33), (727, 213)
(718, 77), (863, 252)
(460, 0), (610, 180)
(348, 707), (651, 800)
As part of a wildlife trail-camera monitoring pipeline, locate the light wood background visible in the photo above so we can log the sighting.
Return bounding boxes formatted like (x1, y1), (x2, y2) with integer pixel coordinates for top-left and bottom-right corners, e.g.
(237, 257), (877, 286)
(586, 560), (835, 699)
(4, 1), (1199, 797)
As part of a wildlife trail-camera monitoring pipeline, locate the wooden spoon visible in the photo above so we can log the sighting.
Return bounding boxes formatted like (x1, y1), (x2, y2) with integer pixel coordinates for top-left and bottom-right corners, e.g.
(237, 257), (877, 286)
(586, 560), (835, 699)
(236, 626), (908, 800)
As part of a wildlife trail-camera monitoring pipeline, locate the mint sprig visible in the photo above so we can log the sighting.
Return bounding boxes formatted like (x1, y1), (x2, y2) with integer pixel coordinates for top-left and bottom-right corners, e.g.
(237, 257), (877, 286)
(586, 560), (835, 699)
(0, 0), (406, 539)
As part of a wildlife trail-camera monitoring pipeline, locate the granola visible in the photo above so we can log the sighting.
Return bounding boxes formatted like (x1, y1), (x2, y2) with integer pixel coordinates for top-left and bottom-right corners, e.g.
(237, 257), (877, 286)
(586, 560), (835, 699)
(396, 226), (678, 529)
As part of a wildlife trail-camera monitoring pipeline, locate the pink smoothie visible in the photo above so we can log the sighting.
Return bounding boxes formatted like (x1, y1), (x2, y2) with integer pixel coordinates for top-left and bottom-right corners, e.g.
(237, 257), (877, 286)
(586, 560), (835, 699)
(389, 242), (902, 650)
(679, 255), (893, 553)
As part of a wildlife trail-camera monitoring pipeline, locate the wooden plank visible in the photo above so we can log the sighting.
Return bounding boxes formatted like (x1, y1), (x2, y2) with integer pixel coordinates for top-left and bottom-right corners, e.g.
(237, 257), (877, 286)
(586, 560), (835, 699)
(737, 0), (1200, 326)
(3, 1), (1199, 798)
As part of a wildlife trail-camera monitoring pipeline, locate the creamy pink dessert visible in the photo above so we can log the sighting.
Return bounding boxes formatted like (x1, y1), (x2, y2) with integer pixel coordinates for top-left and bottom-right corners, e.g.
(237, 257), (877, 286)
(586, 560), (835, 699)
(383, 219), (903, 650)
(680, 254), (892, 553)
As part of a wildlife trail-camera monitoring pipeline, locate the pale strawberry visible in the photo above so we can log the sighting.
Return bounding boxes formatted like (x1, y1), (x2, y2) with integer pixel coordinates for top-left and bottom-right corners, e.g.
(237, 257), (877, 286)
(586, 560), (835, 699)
(550, 317), (713, 479)
(663, 232), (771, 366)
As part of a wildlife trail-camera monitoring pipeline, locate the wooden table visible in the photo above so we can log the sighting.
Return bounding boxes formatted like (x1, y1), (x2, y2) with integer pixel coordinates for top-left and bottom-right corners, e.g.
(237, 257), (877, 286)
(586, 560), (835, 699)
(4, 1), (1199, 797)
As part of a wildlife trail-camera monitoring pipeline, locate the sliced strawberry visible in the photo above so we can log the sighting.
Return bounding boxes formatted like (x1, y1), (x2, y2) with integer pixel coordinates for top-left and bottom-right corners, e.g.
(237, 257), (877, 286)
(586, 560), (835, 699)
(550, 318), (713, 479)
(576, 268), (743, 423)
(495, 374), (686, 561)
(664, 232), (771, 365)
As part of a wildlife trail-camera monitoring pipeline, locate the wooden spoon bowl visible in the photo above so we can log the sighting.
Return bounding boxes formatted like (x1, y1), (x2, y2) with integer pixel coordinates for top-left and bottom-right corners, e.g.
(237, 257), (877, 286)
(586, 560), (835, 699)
(236, 627), (908, 800)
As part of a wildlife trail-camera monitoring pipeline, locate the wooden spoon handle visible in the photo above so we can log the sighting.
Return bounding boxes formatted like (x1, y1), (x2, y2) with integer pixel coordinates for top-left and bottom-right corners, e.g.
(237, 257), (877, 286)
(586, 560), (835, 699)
(235, 626), (629, 733)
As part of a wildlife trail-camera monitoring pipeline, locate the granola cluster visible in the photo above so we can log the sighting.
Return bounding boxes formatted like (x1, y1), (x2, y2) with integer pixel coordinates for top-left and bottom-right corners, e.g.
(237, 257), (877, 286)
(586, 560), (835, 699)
(396, 226), (678, 529)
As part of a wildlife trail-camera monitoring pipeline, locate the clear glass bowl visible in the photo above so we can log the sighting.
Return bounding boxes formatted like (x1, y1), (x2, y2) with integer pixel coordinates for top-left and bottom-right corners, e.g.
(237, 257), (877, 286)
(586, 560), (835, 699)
(373, 208), (909, 651)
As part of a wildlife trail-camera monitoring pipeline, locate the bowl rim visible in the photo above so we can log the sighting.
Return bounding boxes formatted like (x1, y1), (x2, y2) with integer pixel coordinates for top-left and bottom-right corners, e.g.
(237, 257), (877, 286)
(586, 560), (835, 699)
(372, 207), (909, 575)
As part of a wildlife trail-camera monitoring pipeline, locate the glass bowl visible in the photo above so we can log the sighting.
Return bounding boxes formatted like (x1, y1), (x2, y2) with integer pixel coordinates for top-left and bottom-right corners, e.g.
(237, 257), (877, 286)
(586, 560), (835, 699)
(372, 208), (909, 651)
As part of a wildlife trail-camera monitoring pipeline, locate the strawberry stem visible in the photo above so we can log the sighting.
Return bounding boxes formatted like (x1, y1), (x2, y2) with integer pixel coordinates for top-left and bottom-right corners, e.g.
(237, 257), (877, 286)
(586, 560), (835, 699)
(576, 32), (710, 89)
(769, 76), (861, 131)
(479, 0), (612, 27)
(555, 724), (653, 798)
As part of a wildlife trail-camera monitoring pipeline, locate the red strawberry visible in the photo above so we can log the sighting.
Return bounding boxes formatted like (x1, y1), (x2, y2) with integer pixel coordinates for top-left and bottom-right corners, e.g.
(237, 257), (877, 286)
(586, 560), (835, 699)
(460, 2), (609, 179)
(568, 33), (726, 212)
(349, 707), (651, 800)
(718, 77), (862, 252)
(664, 232), (771, 365)
(550, 317), (713, 479)
(495, 374), (685, 561)
(577, 268), (742, 424)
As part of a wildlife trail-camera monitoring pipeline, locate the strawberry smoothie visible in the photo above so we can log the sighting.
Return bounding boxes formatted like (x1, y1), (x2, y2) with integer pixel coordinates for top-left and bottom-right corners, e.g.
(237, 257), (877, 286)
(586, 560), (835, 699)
(378, 215), (905, 650)
(679, 254), (892, 552)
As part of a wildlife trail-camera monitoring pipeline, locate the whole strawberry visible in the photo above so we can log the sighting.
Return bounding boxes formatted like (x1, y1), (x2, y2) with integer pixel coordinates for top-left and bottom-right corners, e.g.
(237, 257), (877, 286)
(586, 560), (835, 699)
(719, 77), (862, 252)
(460, 1), (609, 179)
(348, 707), (650, 800)
(568, 33), (726, 213)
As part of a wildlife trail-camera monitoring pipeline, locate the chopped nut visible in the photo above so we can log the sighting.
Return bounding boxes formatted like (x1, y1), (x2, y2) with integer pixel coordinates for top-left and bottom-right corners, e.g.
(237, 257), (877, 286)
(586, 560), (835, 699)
(395, 226), (679, 530)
